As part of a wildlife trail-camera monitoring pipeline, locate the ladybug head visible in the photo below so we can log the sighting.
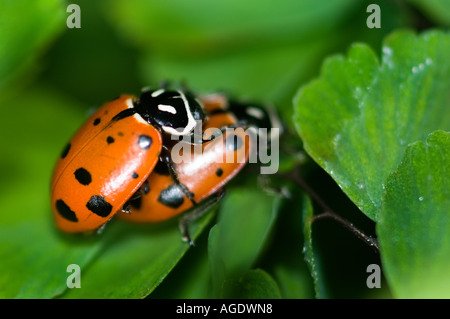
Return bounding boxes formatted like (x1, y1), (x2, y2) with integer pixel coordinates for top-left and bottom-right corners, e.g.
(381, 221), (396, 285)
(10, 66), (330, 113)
(227, 100), (283, 144)
(135, 89), (205, 136)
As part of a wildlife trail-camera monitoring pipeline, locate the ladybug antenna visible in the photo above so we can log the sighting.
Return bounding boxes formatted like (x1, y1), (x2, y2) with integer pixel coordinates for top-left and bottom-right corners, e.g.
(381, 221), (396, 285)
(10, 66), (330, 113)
(158, 81), (171, 90)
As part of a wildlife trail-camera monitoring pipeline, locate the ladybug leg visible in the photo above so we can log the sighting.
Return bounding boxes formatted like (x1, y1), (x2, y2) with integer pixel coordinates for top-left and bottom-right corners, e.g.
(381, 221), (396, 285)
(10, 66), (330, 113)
(200, 122), (248, 143)
(257, 175), (292, 199)
(121, 180), (150, 213)
(158, 80), (170, 90)
(160, 145), (197, 206)
(179, 189), (226, 246)
(122, 202), (131, 214)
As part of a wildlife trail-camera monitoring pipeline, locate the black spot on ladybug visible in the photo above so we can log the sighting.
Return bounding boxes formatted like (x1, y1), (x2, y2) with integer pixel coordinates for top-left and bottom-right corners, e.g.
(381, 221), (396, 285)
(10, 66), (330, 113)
(60, 143), (71, 159)
(55, 199), (78, 222)
(141, 181), (150, 194)
(138, 135), (153, 150)
(74, 168), (92, 186)
(106, 136), (115, 144)
(216, 168), (223, 177)
(86, 195), (113, 217)
(132, 172), (139, 179)
(153, 160), (170, 175)
(226, 134), (243, 151)
(158, 184), (184, 208)
(129, 197), (142, 210)
(93, 118), (101, 126)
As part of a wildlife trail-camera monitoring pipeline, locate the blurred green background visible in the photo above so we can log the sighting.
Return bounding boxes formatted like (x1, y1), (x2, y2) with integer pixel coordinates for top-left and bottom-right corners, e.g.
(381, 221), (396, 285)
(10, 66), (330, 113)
(0, 0), (448, 299)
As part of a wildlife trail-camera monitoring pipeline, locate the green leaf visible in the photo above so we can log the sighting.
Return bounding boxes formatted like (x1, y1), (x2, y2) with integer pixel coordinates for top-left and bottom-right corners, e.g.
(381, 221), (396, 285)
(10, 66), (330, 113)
(62, 215), (213, 298)
(105, 0), (362, 115)
(106, 0), (358, 54)
(408, 0), (450, 26)
(301, 194), (328, 299)
(149, 232), (212, 299)
(378, 130), (450, 298)
(0, 86), (214, 298)
(0, 0), (65, 101)
(43, 1), (142, 103)
(208, 186), (279, 297)
(223, 269), (282, 299)
(294, 30), (450, 221)
(0, 221), (103, 298)
(0, 87), (100, 298)
(261, 184), (315, 299)
(141, 40), (332, 109)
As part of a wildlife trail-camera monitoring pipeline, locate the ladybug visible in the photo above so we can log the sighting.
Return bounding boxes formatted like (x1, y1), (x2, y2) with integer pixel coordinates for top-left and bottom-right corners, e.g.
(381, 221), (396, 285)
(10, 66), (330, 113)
(51, 88), (208, 233)
(118, 93), (280, 243)
(203, 93), (282, 150)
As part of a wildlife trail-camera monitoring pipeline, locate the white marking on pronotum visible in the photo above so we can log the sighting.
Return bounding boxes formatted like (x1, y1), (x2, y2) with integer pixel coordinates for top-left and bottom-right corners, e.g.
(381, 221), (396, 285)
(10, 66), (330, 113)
(151, 89), (165, 97)
(125, 97), (134, 109)
(162, 90), (197, 136)
(158, 104), (177, 114)
(246, 106), (265, 120)
(126, 98), (147, 125)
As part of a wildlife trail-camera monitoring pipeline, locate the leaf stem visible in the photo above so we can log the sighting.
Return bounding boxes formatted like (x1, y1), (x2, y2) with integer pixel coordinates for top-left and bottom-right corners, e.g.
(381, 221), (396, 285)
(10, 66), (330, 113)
(312, 212), (379, 253)
(280, 165), (380, 254)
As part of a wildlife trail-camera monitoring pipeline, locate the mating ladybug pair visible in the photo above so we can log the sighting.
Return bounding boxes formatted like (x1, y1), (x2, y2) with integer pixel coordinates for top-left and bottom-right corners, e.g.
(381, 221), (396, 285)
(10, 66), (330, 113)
(50, 87), (279, 244)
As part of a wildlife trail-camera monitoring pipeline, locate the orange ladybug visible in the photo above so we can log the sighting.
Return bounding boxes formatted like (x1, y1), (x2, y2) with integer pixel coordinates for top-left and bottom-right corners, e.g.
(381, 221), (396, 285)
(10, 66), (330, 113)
(118, 94), (252, 243)
(118, 93), (281, 244)
(51, 89), (207, 233)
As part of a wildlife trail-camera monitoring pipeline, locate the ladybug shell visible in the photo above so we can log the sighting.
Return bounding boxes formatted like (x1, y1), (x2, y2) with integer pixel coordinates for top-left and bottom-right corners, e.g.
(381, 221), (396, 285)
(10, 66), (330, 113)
(51, 95), (162, 232)
(118, 94), (250, 223)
